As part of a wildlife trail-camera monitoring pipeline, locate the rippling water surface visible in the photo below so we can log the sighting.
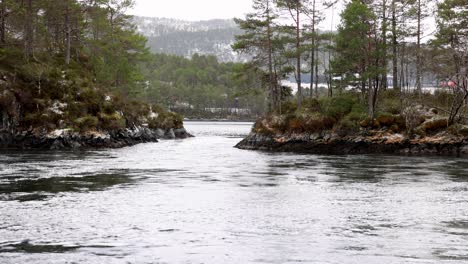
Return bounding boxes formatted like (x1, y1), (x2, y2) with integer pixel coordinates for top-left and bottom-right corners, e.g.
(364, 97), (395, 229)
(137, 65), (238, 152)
(1, 121), (467, 263)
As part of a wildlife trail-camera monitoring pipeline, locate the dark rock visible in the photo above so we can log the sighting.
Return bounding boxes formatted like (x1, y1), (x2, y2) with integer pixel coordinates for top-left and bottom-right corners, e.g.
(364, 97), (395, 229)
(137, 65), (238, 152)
(235, 132), (468, 157)
(164, 129), (176, 139)
(0, 125), (193, 150)
(174, 128), (192, 139)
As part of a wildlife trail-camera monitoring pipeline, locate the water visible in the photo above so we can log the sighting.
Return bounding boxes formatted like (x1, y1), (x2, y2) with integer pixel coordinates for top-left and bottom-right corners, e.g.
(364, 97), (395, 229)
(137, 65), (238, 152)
(0, 121), (467, 263)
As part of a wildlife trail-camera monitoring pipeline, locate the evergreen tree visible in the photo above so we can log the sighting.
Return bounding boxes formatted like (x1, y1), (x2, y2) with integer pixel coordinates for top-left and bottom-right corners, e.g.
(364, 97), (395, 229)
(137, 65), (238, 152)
(233, 0), (279, 111)
(332, 0), (383, 119)
(276, 0), (306, 107)
(433, 0), (468, 125)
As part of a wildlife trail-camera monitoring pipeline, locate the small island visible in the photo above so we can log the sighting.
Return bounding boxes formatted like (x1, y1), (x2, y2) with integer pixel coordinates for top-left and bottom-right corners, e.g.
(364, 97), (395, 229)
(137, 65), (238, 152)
(0, 71), (192, 149)
(236, 93), (468, 156)
(0, 0), (192, 150)
(234, 0), (467, 157)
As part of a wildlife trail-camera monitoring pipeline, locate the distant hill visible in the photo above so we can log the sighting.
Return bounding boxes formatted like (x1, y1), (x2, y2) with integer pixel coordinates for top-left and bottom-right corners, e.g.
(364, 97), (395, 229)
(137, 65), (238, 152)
(133, 17), (246, 62)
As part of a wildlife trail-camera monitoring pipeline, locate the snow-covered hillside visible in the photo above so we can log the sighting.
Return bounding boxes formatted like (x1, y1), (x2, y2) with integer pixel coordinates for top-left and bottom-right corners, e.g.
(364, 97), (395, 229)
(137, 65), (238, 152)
(133, 17), (246, 62)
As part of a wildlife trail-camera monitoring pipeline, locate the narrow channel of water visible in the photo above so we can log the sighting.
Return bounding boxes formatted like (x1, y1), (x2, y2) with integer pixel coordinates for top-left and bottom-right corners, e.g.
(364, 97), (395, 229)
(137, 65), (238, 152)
(0, 121), (467, 263)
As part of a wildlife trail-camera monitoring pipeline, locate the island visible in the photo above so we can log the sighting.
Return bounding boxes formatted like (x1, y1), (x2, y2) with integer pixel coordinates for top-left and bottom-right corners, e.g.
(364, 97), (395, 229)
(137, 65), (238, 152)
(236, 93), (468, 157)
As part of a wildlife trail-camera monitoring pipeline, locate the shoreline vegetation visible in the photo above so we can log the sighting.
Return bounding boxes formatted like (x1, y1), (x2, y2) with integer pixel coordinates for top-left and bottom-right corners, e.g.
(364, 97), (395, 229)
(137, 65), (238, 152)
(0, 0), (266, 150)
(233, 0), (467, 157)
(0, 0), (198, 150)
(236, 92), (468, 156)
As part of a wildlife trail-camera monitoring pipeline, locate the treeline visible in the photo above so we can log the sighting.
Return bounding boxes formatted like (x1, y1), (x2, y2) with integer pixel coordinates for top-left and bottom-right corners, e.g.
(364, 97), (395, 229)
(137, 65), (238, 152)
(234, 0), (467, 124)
(0, 0), (267, 130)
(145, 28), (243, 62)
(137, 53), (266, 119)
(0, 0), (147, 95)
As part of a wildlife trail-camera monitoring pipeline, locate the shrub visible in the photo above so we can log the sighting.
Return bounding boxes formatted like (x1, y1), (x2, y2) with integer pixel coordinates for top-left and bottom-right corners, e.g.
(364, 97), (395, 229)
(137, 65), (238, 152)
(413, 127), (426, 137)
(376, 113), (396, 127)
(287, 116), (305, 132)
(301, 98), (321, 113)
(23, 112), (50, 128)
(269, 115), (288, 133)
(319, 94), (356, 120)
(73, 116), (98, 132)
(403, 107), (426, 132)
(422, 118), (448, 132)
(77, 88), (103, 115)
(0, 90), (16, 112)
(454, 124), (468, 137)
(359, 117), (381, 128)
(148, 111), (183, 129)
(394, 115), (406, 128)
(379, 90), (401, 114)
(336, 116), (359, 133)
(347, 104), (367, 122)
(102, 102), (116, 115)
(280, 101), (298, 115)
(65, 102), (88, 119)
(99, 112), (126, 130)
(253, 119), (275, 135)
(303, 113), (335, 132)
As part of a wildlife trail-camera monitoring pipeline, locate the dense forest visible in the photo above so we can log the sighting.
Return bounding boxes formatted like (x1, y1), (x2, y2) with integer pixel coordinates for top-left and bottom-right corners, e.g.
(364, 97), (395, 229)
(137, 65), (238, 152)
(1, 0), (466, 136)
(234, 0), (467, 136)
(137, 53), (266, 119)
(0, 0), (180, 133)
(134, 18), (245, 63)
(0, 0), (267, 137)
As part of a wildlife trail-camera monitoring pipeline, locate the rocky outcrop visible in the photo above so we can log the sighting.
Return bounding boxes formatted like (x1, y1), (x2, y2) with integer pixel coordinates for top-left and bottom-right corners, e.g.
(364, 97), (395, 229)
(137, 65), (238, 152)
(236, 130), (468, 157)
(0, 127), (193, 150)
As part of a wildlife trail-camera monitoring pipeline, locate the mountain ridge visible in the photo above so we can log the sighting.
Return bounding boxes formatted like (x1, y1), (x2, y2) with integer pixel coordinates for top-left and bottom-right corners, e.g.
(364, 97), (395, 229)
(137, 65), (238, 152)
(133, 16), (246, 62)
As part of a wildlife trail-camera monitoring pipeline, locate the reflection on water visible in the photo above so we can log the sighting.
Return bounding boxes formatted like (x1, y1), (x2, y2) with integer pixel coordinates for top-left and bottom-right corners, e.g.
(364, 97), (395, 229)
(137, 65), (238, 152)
(0, 241), (79, 254)
(0, 172), (137, 202)
(0, 121), (467, 263)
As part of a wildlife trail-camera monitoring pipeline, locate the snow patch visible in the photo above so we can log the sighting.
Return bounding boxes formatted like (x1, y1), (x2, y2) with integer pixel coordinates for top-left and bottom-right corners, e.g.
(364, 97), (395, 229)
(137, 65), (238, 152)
(47, 129), (71, 139)
(49, 101), (67, 115)
(149, 111), (159, 119)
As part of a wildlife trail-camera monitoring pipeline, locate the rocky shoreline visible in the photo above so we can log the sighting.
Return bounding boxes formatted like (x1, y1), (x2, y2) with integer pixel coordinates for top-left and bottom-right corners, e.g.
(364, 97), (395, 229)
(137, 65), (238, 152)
(236, 131), (468, 157)
(0, 127), (193, 150)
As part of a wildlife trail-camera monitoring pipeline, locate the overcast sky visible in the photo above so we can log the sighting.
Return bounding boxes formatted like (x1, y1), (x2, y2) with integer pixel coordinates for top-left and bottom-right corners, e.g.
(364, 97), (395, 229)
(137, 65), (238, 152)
(129, 0), (344, 30)
(129, 0), (254, 21)
(129, 0), (435, 36)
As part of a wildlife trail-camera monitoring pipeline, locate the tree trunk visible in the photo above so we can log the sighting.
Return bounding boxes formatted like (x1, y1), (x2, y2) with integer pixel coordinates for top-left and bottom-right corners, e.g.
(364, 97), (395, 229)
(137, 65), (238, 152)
(381, 0), (388, 90)
(310, 0), (316, 98)
(296, 5), (302, 107)
(368, 79), (374, 119)
(0, 0), (5, 45)
(391, 0), (399, 91)
(314, 43), (319, 97)
(416, 0), (422, 93)
(400, 43), (405, 92)
(24, 0), (34, 60)
(65, 0), (71, 65)
(448, 87), (468, 126)
(266, 0), (275, 112)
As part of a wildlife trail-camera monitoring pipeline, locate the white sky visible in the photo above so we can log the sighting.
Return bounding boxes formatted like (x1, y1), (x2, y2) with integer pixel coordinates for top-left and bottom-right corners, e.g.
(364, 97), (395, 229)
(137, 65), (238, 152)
(129, 0), (434, 37)
(129, 0), (342, 30)
(129, 0), (254, 21)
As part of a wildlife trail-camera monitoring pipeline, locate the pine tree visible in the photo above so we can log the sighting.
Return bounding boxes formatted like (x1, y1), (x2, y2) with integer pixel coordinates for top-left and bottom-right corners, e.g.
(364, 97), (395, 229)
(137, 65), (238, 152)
(332, 0), (382, 119)
(435, 0), (467, 77)
(433, 0), (468, 125)
(276, 0), (305, 107)
(303, 0), (324, 98)
(233, 0), (279, 112)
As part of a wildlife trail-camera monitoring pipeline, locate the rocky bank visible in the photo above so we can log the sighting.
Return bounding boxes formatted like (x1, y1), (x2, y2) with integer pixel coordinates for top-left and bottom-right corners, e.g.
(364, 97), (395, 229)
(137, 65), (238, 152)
(0, 127), (192, 150)
(236, 130), (468, 157)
